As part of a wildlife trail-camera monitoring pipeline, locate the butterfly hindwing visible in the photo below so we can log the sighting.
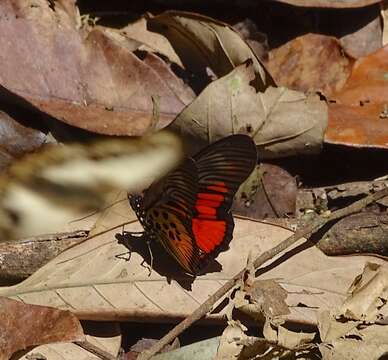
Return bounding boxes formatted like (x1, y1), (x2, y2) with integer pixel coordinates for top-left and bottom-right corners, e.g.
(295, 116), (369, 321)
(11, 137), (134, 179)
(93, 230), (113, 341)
(190, 135), (258, 257)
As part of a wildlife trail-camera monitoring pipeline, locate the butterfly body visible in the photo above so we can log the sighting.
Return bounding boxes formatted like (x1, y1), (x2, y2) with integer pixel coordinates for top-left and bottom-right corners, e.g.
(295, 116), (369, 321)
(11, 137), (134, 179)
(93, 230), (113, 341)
(130, 135), (257, 275)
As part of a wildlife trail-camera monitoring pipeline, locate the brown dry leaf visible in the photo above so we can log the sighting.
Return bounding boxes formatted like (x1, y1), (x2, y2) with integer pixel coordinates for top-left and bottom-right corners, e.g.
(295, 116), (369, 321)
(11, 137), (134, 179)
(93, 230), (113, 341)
(234, 164), (297, 219)
(234, 280), (290, 324)
(326, 45), (388, 148)
(121, 17), (182, 67)
(0, 132), (182, 240)
(171, 62), (327, 158)
(1, 198), (388, 327)
(0, 296), (84, 360)
(339, 7), (382, 59)
(266, 33), (353, 95)
(0, 0), (194, 136)
(148, 11), (274, 92)
(0, 110), (47, 171)
(271, 0), (382, 7)
(383, 1), (388, 45)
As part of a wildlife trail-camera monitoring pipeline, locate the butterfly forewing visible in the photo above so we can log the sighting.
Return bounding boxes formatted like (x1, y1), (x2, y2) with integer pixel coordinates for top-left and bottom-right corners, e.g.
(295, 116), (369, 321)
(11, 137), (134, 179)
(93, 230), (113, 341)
(131, 134), (258, 275)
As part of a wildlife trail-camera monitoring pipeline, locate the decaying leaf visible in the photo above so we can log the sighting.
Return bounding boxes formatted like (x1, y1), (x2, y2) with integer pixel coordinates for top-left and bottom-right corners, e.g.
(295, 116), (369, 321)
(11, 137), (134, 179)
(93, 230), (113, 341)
(233, 279), (290, 324)
(0, 296), (84, 360)
(326, 44), (388, 148)
(340, 262), (388, 322)
(121, 17), (182, 67)
(148, 11), (274, 92)
(0, 132), (182, 240)
(233, 164), (297, 219)
(171, 61), (328, 158)
(266, 33), (353, 95)
(272, 0), (382, 7)
(0, 110), (47, 172)
(0, 0), (195, 136)
(317, 263), (388, 359)
(215, 321), (248, 360)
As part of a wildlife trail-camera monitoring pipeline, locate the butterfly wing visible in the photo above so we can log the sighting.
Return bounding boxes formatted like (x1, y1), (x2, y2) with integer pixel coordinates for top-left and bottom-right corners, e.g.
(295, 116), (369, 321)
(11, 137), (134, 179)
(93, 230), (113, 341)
(141, 135), (257, 275)
(142, 158), (203, 274)
(191, 135), (258, 257)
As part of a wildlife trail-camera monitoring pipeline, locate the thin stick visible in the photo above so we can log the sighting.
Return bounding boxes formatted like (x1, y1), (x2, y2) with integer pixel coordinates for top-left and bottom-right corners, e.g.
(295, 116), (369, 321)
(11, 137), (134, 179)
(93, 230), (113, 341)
(75, 340), (117, 360)
(138, 187), (388, 360)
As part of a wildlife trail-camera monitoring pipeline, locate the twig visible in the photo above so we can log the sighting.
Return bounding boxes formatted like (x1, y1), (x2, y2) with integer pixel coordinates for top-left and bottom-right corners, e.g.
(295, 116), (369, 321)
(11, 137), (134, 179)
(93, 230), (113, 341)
(138, 186), (388, 360)
(75, 340), (117, 360)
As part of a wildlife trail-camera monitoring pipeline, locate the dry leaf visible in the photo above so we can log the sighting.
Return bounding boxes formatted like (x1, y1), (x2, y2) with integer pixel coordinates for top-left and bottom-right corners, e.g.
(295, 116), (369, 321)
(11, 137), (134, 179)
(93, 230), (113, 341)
(215, 321), (248, 360)
(326, 44), (388, 148)
(152, 337), (219, 360)
(0, 110), (47, 171)
(0, 296), (84, 360)
(266, 33), (353, 95)
(277, 325), (315, 349)
(0, 132), (182, 240)
(382, 1), (388, 46)
(121, 17), (182, 67)
(317, 264), (388, 359)
(340, 262), (388, 322)
(234, 280), (290, 324)
(20, 322), (121, 360)
(233, 164), (297, 219)
(272, 0), (382, 7)
(148, 11), (274, 91)
(339, 7), (382, 59)
(1, 195), (388, 327)
(171, 61), (327, 158)
(0, 0), (194, 136)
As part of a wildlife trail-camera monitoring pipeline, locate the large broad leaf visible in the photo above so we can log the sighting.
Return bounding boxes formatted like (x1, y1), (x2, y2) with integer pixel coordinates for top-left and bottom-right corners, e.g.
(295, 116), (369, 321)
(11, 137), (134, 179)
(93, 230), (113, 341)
(0, 0), (195, 135)
(0, 132), (182, 240)
(0, 198), (387, 327)
(148, 11), (275, 92)
(171, 62), (327, 158)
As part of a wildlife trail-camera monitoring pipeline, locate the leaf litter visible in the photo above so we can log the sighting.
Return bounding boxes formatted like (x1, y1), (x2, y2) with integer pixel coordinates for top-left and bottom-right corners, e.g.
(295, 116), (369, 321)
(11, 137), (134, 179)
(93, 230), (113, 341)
(0, 1), (388, 359)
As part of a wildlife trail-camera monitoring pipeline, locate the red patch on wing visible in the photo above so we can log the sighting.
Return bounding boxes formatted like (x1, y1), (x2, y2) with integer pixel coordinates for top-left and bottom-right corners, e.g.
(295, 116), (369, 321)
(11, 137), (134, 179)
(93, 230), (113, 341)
(192, 182), (230, 252)
(192, 218), (226, 253)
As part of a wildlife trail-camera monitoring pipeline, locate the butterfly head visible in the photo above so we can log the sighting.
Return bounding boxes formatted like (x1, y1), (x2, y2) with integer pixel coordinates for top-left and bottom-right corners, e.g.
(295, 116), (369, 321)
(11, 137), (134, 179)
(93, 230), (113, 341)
(128, 193), (148, 228)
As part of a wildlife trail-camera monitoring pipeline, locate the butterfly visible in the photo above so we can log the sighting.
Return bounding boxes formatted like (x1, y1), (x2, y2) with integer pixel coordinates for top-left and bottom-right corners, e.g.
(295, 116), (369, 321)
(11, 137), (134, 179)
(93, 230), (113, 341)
(129, 134), (258, 275)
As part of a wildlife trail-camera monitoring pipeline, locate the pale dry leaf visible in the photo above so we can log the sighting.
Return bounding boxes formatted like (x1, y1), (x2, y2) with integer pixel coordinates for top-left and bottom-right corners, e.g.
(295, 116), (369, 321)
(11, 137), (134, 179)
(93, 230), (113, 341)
(263, 320), (278, 343)
(277, 325), (315, 349)
(319, 328), (388, 360)
(339, 262), (388, 322)
(0, 132), (182, 240)
(317, 265), (388, 360)
(21, 328), (121, 360)
(171, 61), (328, 158)
(318, 310), (360, 343)
(0, 196), (388, 327)
(148, 11), (274, 91)
(215, 321), (248, 360)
